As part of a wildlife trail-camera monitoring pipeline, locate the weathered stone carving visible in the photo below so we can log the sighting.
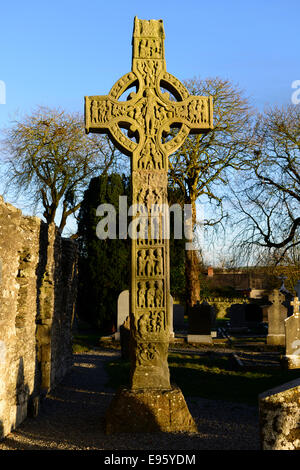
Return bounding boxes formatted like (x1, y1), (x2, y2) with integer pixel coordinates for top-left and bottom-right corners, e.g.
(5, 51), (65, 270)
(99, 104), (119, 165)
(136, 309), (166, 336)
(136, 342), (159, 366)
(85, 16), (213, 393)
(137, 248), (164, 277)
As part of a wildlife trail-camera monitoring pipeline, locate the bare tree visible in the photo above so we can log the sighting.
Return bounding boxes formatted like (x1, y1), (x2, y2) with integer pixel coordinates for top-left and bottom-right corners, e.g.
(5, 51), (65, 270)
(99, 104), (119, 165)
(230, 104), (300, 265)
(168, 77), (254, 306)
(1, 106), (121, 233)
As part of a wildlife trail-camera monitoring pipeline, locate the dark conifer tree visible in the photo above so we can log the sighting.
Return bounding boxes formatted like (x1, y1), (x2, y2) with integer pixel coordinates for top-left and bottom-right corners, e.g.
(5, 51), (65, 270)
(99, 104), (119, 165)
(77, 173), (130, 331)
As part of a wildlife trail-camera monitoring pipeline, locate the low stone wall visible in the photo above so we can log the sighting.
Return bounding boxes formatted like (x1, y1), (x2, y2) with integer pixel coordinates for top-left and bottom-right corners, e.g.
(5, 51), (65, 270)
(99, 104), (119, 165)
(0, 197), (77, 438)
(259, 378), (300, 450)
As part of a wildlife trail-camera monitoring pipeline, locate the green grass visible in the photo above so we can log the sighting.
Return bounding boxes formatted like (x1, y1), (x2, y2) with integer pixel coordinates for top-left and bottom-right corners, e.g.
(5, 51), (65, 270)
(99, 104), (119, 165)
(105, 353), (300, 405)
(105, 359), (131, 389)
(72, 333), (102, 353)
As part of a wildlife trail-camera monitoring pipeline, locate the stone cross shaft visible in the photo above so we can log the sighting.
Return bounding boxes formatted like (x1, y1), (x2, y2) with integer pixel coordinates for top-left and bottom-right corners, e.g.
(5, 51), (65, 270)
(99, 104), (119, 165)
(85, 17), (213, 389)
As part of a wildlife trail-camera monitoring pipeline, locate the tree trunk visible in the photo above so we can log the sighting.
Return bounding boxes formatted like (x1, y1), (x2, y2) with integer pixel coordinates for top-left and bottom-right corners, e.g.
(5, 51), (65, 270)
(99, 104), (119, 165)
(44, 204), (57, 226)
(58, 211), (68, 233)
(185, 197), (201, 308)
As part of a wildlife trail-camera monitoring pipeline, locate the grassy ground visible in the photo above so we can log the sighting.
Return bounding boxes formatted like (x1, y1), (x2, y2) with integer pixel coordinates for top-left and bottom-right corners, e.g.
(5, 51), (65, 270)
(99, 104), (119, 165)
(168, 353), (299, 404)
(104, 353), (300, 406)
(72, 332), (103, 353)
(72, 332), (299, 405)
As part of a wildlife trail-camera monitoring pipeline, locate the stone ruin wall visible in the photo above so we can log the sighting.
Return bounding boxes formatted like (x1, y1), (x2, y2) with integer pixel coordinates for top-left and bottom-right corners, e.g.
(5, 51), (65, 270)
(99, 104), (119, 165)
(259, 378), (300, 450)
(0, 196), (78, 438)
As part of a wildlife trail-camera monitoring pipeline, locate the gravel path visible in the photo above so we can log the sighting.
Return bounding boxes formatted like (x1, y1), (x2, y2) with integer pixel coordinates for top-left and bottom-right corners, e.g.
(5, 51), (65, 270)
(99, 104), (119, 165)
(0, 349), (260, 450)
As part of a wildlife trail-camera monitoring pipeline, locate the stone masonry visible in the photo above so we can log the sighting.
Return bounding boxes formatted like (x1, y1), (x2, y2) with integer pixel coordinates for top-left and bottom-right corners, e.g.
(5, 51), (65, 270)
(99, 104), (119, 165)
(259, 378), (300, 450)
(0, 196), (77, 438)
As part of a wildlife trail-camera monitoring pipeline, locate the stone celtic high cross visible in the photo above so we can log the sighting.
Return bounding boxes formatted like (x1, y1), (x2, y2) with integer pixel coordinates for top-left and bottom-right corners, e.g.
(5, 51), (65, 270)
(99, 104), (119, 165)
(85, 17), (213, 390)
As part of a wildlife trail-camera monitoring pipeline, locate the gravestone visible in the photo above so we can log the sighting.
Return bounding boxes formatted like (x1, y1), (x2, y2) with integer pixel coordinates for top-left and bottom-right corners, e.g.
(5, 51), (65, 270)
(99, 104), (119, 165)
(187, 301), (213, 344)
(283, 297), (300, 369)
(229, 303), (247, 331)
(85, 16), (212, 433)
(245, 303), (263, 324)
(115, 290), (129, 340)
(173, 303), (185, 330)
(267, 289), (288, 346)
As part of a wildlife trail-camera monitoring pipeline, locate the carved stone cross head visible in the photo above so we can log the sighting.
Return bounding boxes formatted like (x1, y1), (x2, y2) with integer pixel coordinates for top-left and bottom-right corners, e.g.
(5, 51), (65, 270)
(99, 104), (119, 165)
(85, 16), (213, 170)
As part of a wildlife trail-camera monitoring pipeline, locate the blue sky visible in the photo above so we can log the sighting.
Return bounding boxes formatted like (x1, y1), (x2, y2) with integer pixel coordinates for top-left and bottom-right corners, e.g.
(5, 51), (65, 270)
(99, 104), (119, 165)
(0, 0), (299, 250)
(0, 0), (299, 131)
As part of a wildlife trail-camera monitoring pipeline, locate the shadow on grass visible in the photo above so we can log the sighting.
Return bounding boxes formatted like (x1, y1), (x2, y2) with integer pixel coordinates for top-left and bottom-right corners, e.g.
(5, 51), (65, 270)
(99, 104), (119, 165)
(105, 353), (300, 406)
(72, 332), (102, 353)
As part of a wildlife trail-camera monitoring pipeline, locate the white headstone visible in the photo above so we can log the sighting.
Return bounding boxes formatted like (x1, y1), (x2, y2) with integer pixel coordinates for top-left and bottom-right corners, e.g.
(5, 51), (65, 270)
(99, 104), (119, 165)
(267, 290), (287, 346)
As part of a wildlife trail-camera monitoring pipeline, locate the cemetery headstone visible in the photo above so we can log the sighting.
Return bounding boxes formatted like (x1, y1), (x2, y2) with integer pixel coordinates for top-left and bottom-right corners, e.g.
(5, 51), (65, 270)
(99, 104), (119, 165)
(245, 303), (263, 324)
(267, 289), (288, 346)
(284, 297), (300, 369)
(229, 303), (247, 331)
(85, 16), (212, 433)
(173, 303), (185, 330)
(187, 301), (213, 344)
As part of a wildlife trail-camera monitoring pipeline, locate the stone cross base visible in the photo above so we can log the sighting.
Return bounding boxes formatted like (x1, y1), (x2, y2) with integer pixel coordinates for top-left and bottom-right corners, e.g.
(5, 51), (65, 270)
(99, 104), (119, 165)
(105, 386), (198, 434)
(282, 354), (300, 369)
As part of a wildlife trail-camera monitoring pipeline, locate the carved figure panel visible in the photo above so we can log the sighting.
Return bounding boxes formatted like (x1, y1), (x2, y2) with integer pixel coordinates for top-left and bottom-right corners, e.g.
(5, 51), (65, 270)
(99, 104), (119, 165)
(136, 187), (165, 210)
(136, 222), (164, 246)
(136, 60), (162, 87)
(136, 343), (158, 366)
(136, 310), (166, 336)
(137, 137), (164, 170)
(138, 39), (162, 59)
(133, 171), (168, 190)
(137, 248), (164, 277)
(137, 280), (165, 308)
